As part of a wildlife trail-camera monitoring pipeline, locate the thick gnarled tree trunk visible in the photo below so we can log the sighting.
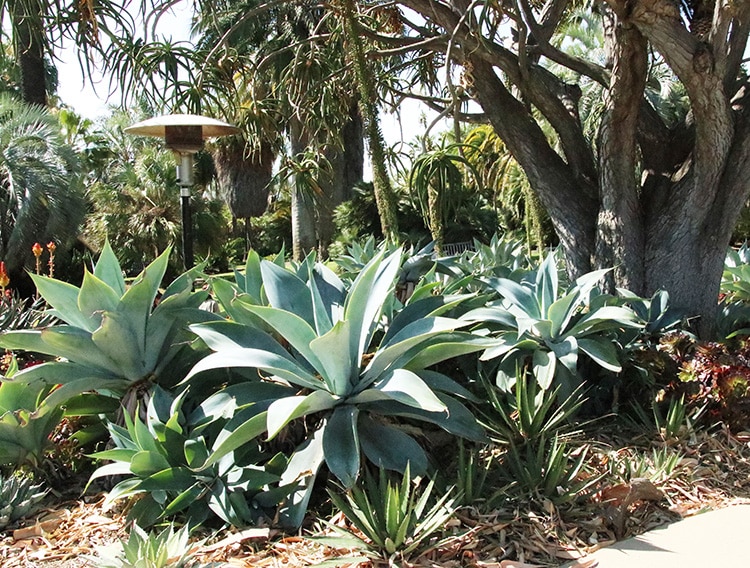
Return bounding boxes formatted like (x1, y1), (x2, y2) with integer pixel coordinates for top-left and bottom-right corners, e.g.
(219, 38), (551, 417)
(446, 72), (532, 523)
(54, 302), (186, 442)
(396, 0), (750, 336)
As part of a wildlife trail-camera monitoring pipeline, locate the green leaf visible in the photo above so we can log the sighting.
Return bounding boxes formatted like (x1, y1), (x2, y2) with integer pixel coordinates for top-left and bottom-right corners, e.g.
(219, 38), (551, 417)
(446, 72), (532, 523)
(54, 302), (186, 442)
(532, 349), (557, 390)
(186, 348), (322, 390)
(344, 249), (402, 371)
(39, 327), (118, 373)
(130, 450), (171, 477)
(190, 321), (289, 356)
(310, 320), (353, 396)
(578, 337), (622, 372)
(94, 240), (126, 296)
(323, 405), (360, 488)
(206, 411), (268, 468)
(266, 391), (339, 440)
(260, 260), (315, 323)
(78, 270), (120, 325)
(137, 467), (197, 491)
(91, 311), (146, 381)
(350, 369), (446, 412)
(537, 251), (559, 316)
(278, 428), (326, 527)
(238, 305), (325, 374)
(359, 415), (428, 475)
(487, 277), (540, 319)
(29, 274), (93, 331)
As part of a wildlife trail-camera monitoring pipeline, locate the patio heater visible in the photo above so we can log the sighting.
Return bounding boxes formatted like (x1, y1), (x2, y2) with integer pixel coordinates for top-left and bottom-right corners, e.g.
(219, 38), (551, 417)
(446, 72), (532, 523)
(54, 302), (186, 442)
(124, 114), (239, 269)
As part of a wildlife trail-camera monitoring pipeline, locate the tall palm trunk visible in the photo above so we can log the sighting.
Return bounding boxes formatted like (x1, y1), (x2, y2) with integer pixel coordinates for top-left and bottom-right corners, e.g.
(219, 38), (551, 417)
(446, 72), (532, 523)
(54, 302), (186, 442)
(10, 1), (47, 106)
(290, 119), (317, 261)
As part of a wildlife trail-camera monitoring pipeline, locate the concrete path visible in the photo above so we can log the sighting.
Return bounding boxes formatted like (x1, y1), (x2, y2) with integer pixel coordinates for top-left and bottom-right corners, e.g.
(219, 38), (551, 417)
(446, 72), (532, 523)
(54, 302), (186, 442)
(564, 504), (750, 567)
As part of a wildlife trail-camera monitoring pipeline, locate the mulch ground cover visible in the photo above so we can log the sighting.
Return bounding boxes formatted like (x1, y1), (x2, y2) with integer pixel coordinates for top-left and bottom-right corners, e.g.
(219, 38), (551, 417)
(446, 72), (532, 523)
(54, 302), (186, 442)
(2, 424), (749, 568)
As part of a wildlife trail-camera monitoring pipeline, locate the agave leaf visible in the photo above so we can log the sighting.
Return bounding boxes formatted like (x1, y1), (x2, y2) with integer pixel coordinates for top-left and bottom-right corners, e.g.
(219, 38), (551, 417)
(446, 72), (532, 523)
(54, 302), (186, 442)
(130, 451), (171, 477)
(119, 248), (171, 357)
(278, 428), (326, 527)
(260, 260), (315, 324)
(137, 467), (198, 491)
(547, 290), (579, 339)
(29, 274), (93, 331)
(38, 327), (118, 373)
(78, 270), (119, 326)
(205, 410), (268, 468)
(359, 415), (428, 475)
(162, 483), (205, 518)
(550, 336), (579, 374)
(417, 370), (479, 402)
(186, 348), (322, 390)
(461, 306), (517, 328)
(567, 306), (639, 336)
(487, 277), (540, 319)
(365, 317), (464, 380)
(237, 305), (325, 375)
(578, 337), (622, 372)
(323, 405), (360, 488)
(350, 369), (446, 413)
(267, 391), (339, 440)
(189, 321), (289, 356)
(537, 252), (559, 315)
(384, 295), (470, 344)
(310, 320), (353, 395)
(344, 249), (402, 372)
(93, 240), (127, 296)
(533, 349), (557, 390)
(91, 311), (146, 381)
(402, 334), (492, 370)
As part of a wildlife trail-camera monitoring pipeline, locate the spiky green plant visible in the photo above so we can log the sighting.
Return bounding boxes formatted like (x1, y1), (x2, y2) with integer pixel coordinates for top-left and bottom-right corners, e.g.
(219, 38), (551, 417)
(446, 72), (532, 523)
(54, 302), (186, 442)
(89, 523), (206, 568)
(0, 473), (46, 530)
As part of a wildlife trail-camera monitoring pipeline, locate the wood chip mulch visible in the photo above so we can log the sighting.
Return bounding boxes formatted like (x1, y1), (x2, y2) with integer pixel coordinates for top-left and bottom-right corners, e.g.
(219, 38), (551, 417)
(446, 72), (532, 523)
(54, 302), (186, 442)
(2, 426), (750, 568)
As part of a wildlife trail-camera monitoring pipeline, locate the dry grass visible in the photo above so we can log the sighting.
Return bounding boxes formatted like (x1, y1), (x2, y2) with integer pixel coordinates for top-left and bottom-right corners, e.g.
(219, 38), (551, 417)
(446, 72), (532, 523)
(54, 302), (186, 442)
(2, 425), (749, 568)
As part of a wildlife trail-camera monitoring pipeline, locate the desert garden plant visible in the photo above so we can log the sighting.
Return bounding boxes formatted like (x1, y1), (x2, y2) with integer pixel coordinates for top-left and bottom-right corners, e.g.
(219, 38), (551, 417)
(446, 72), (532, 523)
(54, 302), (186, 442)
(0, 473), (46, 530)
(88, 387), (290, 528)
(184, 248), (488, 526)
(0, 241), (219, 415)
(325, 464), (458, 563)
(463, 250), (641, 393)
(89, 523), (206, 568)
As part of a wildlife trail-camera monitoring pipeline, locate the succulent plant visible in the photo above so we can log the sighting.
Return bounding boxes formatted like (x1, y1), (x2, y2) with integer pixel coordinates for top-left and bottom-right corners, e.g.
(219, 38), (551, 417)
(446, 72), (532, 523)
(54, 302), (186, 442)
(0, 473), (46, 530)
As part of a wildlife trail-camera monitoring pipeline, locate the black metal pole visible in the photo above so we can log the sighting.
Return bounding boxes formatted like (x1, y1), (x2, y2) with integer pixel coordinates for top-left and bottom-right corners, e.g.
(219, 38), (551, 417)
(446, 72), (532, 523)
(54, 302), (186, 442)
(180, 187), (194, 269)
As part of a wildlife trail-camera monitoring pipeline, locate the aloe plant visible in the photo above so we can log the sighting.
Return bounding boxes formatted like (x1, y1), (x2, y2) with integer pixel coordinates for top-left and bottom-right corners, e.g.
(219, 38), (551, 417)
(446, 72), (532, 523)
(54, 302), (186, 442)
(184, 248), (488, 526)
(88, 387), (290, 528)
(463, 250), (641, 393)
(0, 242), (218, 413)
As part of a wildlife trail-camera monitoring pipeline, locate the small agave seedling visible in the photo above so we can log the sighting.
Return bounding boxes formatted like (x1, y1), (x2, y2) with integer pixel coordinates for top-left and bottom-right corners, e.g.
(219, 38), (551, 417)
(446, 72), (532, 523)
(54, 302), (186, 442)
(0, 473), (46, 530)
(0, 242), (219, 415)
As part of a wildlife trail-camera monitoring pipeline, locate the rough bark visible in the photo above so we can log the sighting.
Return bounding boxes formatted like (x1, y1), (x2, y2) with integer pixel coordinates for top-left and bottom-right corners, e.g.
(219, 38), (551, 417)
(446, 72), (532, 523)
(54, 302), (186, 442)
(395, 0), (750, 336)
(290, 119), (317, 261)
(213, 139), (274, 220)
(11, 4), (47, 107)
(316, 103), (364, 258)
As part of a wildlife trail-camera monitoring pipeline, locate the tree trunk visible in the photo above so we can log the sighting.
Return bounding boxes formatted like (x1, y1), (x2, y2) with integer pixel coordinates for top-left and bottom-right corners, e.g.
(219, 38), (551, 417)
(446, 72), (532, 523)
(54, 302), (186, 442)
(316, 103), (364, 258)
(213, 138), (274, 223)
(11, 3), (47, 107)
(290, 120), (317, 261)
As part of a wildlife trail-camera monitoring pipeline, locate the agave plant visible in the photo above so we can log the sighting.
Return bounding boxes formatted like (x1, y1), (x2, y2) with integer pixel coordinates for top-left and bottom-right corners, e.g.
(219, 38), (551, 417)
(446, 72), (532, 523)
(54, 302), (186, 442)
(0, 356), (62, 469)
(184, 248), (488, 526)
(0, 473), (46, 530)
(88, 387), (290, 528)
(0, 242), (218, 414)
(90, 523), (206, 568)
(463, 250), (641, 393)
(324, 465), (457, 563)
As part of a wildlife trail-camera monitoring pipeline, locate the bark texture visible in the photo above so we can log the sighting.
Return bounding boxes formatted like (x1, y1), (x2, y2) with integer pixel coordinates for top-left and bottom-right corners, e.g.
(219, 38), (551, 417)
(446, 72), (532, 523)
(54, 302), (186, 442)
(394, 0), (750, 336)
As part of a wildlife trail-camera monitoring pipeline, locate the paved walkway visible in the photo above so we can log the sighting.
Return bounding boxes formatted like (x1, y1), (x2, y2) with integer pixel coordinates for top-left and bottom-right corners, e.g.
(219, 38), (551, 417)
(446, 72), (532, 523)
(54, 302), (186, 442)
(564, 504), (750, 567)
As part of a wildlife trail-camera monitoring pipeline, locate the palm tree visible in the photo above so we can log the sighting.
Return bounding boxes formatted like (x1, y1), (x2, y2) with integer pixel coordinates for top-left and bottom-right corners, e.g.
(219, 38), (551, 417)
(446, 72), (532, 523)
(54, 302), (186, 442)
(0, 93), (84, 280)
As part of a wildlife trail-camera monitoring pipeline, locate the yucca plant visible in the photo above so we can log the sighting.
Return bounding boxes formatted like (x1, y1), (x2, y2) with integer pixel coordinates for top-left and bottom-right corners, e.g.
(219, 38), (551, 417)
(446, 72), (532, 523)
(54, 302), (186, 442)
(90, 523), (206, 568)
(325, 465), (457, 563)
(88, 387), (290, 528)
(184, 248), (488, 526)
(0, 242), (219, 415)
(0, 473), (46, 530)
(463, 250), (641, 393)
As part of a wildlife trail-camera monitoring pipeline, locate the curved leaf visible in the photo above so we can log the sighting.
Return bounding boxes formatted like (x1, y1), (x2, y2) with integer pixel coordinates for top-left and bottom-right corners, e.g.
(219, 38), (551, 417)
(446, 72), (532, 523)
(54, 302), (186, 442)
(323, 405), (360, 488)
(266, 391), (339, 440)
(359, 415), (428, 475)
